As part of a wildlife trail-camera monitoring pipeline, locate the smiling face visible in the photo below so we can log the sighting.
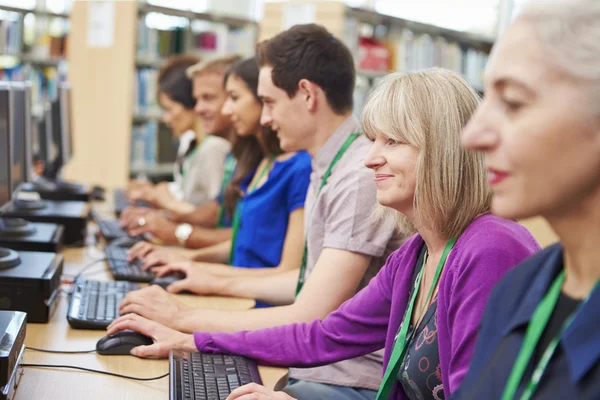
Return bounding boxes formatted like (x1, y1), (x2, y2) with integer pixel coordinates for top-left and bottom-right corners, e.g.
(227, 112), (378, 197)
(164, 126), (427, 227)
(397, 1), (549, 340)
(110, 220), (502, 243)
(364, 133), (419, 216)
(462, 20), (600, 221)
(258, 66), (316, 152)
(158, 93), (196, 137)
(192, 72), (231, 135)
(221, 74), (262, 137)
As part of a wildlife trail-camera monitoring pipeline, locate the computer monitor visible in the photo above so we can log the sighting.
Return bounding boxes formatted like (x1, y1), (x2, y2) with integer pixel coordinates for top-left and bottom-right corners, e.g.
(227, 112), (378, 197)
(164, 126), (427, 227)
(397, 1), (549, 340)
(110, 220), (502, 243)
(59, 82), (73, 165)
(0, 82), (12, 210)
(8, 83), (26, 194)
(22, 82), (34, 183)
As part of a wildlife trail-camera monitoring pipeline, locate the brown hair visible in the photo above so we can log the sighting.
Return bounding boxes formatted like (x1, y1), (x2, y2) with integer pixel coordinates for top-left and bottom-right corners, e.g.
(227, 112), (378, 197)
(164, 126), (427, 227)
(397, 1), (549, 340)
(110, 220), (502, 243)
(157, 54), (200, 109)
(257, 24), (355, 114)
(222, 58), (281, 217)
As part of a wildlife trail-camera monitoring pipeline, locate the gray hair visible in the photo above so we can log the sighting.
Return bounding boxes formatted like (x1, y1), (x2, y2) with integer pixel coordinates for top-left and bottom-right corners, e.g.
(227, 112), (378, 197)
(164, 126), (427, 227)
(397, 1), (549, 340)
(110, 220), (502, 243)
(519, 0), (600, 81)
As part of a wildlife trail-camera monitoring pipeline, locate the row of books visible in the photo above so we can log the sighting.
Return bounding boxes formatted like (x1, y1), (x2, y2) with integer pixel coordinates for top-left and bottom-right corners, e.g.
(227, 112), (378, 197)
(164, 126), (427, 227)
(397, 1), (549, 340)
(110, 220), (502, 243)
(136, 20), (257, 61)
(0, 17), (22, 55)
(136, 22), (186, 61)
(130, 120), (177, 168)
(133, 67), (159, 116)
(130, 121), (158, 169)
(0, 63), (65, 117)
(390, 29), (488, 90)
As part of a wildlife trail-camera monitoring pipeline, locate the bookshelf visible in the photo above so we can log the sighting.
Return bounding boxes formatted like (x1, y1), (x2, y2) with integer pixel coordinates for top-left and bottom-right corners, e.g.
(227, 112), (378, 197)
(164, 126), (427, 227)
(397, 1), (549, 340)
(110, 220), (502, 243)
(261, 0), (493, 111)
(62, 1), (257, 188)
(130, 2), (257, 179)
(0, 3), (70, 118)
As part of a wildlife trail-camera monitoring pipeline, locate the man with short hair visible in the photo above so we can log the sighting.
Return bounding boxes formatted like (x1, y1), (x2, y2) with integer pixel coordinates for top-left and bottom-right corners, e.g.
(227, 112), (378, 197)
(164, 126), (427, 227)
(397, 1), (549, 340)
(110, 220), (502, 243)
(121, 55), (242, 248)
(110, 25), (405, 400)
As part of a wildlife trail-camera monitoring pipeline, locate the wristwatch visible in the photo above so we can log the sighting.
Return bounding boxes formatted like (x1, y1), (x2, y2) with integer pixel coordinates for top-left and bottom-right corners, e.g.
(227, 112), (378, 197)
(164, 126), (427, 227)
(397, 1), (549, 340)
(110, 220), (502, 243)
(175, 223), (193, 246)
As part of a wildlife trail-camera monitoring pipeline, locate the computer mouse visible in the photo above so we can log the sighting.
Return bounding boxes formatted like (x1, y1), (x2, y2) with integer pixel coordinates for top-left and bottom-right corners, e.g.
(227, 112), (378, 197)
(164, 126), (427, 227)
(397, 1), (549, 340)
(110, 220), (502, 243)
(149, 274), (191, 294)
(96, 330), (153, 355)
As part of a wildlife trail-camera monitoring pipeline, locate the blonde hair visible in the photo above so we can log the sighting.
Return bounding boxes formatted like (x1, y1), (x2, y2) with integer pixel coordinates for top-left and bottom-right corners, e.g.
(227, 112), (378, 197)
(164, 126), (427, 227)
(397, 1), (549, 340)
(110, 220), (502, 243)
(361, 68), (491, 238)
(519, 0), (600, 82)
(186, 55), (242, 79)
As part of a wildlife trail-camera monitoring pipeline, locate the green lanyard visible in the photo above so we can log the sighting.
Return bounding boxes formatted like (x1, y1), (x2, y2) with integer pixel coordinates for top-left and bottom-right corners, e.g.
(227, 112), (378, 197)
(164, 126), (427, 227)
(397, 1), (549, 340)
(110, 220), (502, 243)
(294, 133), (360, 297)
(181, 136), (205, 188)
(502, 271), (597, 400)
(227, 155), (276, 265)
(216, 153), (238, 228)
(376, 238), (457, 400)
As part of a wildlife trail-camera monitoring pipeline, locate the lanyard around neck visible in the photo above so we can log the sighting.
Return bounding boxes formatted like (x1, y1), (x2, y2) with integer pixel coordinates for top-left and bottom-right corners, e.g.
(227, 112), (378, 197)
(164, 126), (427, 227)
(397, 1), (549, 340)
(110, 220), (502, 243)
(376, 238), (457, 400)
(228, 155), (276, 265)
(294, 133), (360, 297)
(502, 270), (597, 400)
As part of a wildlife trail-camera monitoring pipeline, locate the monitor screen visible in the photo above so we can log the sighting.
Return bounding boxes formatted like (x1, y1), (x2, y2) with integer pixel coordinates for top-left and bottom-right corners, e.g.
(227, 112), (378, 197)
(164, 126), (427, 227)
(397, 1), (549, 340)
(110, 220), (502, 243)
(59, 83), (73, 164)
(50, 99), (62, 165)
(9, 82), (26, 192)
(0, 83), (12, 208)
(23, 82), (34, 182)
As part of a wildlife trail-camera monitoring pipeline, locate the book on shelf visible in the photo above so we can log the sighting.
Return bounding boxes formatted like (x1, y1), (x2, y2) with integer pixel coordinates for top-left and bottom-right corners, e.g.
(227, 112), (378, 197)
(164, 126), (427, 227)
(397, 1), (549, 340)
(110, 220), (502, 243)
(137, 21), (185, 60)
(131, 121), (158, 169)
(0, 17), (22, 55)
(133, 67), (159, 116)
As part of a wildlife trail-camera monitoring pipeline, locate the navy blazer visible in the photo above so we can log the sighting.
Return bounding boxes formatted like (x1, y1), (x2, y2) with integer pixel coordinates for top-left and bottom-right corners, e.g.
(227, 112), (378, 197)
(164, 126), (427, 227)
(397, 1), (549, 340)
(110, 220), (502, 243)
(452, 243), (600, 400)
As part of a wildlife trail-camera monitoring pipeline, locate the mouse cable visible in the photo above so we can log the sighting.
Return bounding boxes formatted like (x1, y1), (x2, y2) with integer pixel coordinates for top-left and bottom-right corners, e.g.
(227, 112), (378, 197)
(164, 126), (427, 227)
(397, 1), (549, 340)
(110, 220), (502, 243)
(25, 346), (97, 354)
(20, 363), (169, 381)
(61, 257), (108, 283)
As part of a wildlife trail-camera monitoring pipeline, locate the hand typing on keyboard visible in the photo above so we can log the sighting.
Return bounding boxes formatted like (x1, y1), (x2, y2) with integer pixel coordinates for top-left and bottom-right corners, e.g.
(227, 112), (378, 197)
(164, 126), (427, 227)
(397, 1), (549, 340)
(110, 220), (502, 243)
(153, 261), (221, 295)
(106, 313), (196, 358)
(226, 384), (296, 400)
(117, 285), (191, 328)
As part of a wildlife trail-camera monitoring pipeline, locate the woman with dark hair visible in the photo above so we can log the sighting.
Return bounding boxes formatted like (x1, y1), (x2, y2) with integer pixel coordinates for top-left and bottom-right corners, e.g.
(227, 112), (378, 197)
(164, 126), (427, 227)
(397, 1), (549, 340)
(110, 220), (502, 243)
(127, 54), (231, 210)
(126, 57), (311, 293)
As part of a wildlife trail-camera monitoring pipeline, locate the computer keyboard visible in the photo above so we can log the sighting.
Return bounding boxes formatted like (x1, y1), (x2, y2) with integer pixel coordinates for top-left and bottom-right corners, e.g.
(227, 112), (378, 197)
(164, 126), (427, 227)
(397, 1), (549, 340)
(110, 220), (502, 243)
(105, 244), (155, 282)
(170, 352), (262, 400)
(67, 278), (140, 329)
(97, 218), (128, 241)
(113, 189), (151, 216)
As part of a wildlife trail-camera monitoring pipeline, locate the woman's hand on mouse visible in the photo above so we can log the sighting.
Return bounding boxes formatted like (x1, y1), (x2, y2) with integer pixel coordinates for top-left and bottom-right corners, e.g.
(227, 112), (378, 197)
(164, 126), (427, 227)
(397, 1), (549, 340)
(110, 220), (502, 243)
(106, 314), (195, 358)
(115, 285), (191, 329)
(226, 384), (296, 400)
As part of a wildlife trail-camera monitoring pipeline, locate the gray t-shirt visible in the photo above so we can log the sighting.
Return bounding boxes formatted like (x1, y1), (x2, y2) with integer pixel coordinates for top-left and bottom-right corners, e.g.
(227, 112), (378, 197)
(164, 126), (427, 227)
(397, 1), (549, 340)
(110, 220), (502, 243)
(290, 116), (405, 390)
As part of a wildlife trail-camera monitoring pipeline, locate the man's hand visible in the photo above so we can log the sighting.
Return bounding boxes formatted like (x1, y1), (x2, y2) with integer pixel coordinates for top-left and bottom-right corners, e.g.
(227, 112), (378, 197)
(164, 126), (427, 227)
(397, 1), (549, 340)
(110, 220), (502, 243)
(126, 212), (178, 243)
(114, 285), (191, 330)
(227, 384), (296, 400)
(106, 314), (195, 358)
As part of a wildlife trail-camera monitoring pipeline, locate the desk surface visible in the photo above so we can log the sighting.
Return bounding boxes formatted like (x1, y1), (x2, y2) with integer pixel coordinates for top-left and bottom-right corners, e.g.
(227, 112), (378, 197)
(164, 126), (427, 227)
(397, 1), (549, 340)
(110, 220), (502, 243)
(14, 217), (287, 399)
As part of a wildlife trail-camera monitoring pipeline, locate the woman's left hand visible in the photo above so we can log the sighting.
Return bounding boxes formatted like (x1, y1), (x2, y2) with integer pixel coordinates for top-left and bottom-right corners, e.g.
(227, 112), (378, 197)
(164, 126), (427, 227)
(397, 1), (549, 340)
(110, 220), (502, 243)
(226, 384), (296, 400)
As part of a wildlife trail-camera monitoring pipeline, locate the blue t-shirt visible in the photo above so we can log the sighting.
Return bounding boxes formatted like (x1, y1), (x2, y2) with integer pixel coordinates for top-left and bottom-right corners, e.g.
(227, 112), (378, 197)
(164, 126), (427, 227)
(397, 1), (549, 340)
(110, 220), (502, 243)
(231, 151), (311, 269)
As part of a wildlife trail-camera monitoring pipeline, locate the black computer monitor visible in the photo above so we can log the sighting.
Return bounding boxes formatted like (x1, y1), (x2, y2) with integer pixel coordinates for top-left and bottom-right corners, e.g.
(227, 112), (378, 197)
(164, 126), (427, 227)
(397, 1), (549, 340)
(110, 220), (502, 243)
(8, 82), (26, 194)
(0, 82), (12, 209)
(23, 82), (34, 183)
(59, 83), (73, 165)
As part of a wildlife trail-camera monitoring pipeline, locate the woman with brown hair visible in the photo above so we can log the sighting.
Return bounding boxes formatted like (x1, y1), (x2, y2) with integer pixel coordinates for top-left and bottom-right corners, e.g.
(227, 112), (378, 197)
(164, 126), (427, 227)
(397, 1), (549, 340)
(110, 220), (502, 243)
(129, 57), (311, 289)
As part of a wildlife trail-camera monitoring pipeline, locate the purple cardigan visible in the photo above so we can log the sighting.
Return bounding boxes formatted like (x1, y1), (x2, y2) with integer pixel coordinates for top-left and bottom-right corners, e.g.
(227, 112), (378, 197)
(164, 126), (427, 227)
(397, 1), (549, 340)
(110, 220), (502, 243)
(194, 214), (540, 399)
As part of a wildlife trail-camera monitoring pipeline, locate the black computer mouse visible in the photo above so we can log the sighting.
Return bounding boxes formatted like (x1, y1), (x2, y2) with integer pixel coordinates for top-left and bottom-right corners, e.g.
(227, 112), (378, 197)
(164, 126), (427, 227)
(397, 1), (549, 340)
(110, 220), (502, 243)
(96, 330), (153, 355)
(149, 274), (191, 294)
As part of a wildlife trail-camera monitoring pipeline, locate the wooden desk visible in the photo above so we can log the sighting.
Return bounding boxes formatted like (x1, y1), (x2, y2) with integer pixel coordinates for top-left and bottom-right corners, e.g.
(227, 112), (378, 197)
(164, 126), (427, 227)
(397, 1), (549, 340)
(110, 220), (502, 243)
(14, 235), (287, 399)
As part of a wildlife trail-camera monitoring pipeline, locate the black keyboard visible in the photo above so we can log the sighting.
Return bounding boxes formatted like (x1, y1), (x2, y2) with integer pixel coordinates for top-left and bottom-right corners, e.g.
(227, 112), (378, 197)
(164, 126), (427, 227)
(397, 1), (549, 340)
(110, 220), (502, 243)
(97, 218), (128, 241)
(114, 189), (151, 216)
(105, 244), (155, 282)
(67, 278), (139, 329)
(170, 352), (262, 400)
